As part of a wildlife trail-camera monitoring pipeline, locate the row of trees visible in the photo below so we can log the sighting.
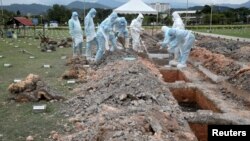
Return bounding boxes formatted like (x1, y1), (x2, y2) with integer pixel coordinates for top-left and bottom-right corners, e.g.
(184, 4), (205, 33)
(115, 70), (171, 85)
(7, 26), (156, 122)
(1, 4), (250, 26)
(196, 5), (250, 25)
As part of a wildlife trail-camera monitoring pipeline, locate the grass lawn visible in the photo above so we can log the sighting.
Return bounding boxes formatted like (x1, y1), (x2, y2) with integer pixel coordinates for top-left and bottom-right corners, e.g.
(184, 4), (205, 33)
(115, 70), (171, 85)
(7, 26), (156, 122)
(193, 28), (250, 38)
(0, 29), (75, 141)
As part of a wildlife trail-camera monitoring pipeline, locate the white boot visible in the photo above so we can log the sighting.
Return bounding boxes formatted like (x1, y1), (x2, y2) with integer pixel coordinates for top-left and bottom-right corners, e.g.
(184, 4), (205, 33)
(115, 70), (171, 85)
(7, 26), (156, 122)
(177, 63), (187, 69)
(169, 60), (178, 66)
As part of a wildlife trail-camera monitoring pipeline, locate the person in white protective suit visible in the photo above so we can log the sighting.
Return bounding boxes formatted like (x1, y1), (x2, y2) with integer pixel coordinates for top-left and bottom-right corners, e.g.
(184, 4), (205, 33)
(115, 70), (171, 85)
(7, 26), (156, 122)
(109, 17), (129, 52)
(170, 11), (185, 66)
(158, 26), (171, 49)
(68, 11), (84, 57)
(160, 26), (195, 69)
(95, 12), (118, 64)
(130, 13), (144, 52)
(85, 8), (98, 61)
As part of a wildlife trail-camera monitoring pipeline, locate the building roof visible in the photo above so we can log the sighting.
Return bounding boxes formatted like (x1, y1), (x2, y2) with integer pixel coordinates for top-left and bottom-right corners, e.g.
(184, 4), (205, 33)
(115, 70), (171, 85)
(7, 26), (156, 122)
(114, 0), (158, 15)
(14, 17), (33, 26)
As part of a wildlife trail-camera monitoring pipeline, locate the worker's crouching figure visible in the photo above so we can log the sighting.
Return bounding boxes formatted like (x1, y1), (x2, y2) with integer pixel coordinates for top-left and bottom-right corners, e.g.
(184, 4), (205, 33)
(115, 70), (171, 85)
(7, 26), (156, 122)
(159, 26), (195, 69)
(95, 12), (118, 64)
(109, 17), (129, 52)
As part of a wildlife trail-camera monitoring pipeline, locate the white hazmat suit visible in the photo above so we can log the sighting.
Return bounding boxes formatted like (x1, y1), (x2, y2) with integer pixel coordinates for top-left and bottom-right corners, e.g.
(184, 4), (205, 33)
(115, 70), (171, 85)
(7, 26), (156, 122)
(85, 8), (98, 60)
(130, 13), (144, 52)
(68, 11), (84, 57)
(95, 12), (118, 63)
(170, 12), (185, 66)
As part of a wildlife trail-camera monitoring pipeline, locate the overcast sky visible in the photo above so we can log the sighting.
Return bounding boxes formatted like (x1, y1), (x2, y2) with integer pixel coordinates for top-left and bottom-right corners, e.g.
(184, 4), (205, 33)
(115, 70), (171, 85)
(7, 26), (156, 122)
(1, 0), (249, 5)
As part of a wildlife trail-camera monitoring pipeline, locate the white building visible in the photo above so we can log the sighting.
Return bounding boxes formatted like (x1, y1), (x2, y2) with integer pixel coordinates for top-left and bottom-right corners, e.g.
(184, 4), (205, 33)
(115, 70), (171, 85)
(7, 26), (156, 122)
(175, 10), (197, 24)
(174, 10), (197, 19)
(149, 2), (171, 13)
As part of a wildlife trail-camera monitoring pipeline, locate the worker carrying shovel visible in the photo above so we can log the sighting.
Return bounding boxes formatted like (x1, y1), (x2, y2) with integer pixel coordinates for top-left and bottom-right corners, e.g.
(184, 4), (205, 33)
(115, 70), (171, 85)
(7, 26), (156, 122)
(109, 17), (129, 51)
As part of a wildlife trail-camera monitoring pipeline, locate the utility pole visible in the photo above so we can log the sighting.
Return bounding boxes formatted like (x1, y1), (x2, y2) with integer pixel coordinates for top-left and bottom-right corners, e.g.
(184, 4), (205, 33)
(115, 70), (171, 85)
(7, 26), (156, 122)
(210, 4), (213, 32)
(83, 0), (86, 19)
(186, 0), (188, 26)
(1, 0), (4, 26)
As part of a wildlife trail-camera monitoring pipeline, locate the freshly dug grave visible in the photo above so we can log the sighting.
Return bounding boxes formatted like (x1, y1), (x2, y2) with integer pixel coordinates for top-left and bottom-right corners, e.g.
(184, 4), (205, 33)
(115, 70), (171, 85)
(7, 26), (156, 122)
(190, 47), (250, 93)
(196, 35), (250, 62)
(59, 57), (197, 141)
(190, 47), (241, 76)
(8, 74), (64, 102)
(228, 67), (250, 92)
(141, 32), (169, 53)
(230, 46), (250, 63)
(62, 57), (89, 82)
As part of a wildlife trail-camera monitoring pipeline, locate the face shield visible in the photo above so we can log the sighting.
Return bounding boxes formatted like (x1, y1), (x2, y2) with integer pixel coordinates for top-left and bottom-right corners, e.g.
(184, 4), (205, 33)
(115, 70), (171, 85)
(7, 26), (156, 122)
(90, 9), (97, 18)
(72, 12), (78, 20)
(168, 29), (176, 37)
(119, 17), (127, 26)
(110, 12), (118, 23)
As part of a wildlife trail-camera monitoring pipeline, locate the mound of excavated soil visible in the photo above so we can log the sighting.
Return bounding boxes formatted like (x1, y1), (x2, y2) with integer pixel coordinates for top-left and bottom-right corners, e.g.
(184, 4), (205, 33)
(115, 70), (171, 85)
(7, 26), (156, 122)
(59, 56), (196, 141)
(8, 74), (64, 102)
(190, 47), (241, 76)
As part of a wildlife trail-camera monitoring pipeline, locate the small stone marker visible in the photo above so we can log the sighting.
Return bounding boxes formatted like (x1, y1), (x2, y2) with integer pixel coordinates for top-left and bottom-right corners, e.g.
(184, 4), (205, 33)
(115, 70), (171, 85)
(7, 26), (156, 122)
(43, 65), (51, 68)
(4, 64), (12, 67)
(83, 65), (90, 68)
(67, 80), (76, 84)
(29, 56), (35, 59)
(123, 57), (136, 61)
(14, 79), (22, 83)
(61, 56), (67, 60)
(33, 104), (47, 113)
(47, 50), (52, 52)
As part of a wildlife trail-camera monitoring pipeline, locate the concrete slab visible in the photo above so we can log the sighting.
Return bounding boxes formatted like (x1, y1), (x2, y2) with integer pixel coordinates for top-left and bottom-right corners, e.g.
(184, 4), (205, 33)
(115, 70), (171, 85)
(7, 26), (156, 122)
(198, 65), (227, 83)
(148, 53), (170, 59)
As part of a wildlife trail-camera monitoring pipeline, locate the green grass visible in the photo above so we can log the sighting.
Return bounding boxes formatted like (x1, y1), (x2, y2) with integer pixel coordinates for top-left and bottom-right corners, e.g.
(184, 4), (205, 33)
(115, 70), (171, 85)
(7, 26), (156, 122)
(193, 28), (250, 38)
(0, 29), (75, 141)
(142, 25), (250, 38)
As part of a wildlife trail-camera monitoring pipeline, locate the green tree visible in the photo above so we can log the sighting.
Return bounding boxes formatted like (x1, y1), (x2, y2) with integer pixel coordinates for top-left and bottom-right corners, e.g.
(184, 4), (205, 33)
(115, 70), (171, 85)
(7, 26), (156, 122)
(16, 10), (21, 16)
(1, 9), (15, 26)
(201, 5), (212, 14)
(47, 4), (71, 24)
